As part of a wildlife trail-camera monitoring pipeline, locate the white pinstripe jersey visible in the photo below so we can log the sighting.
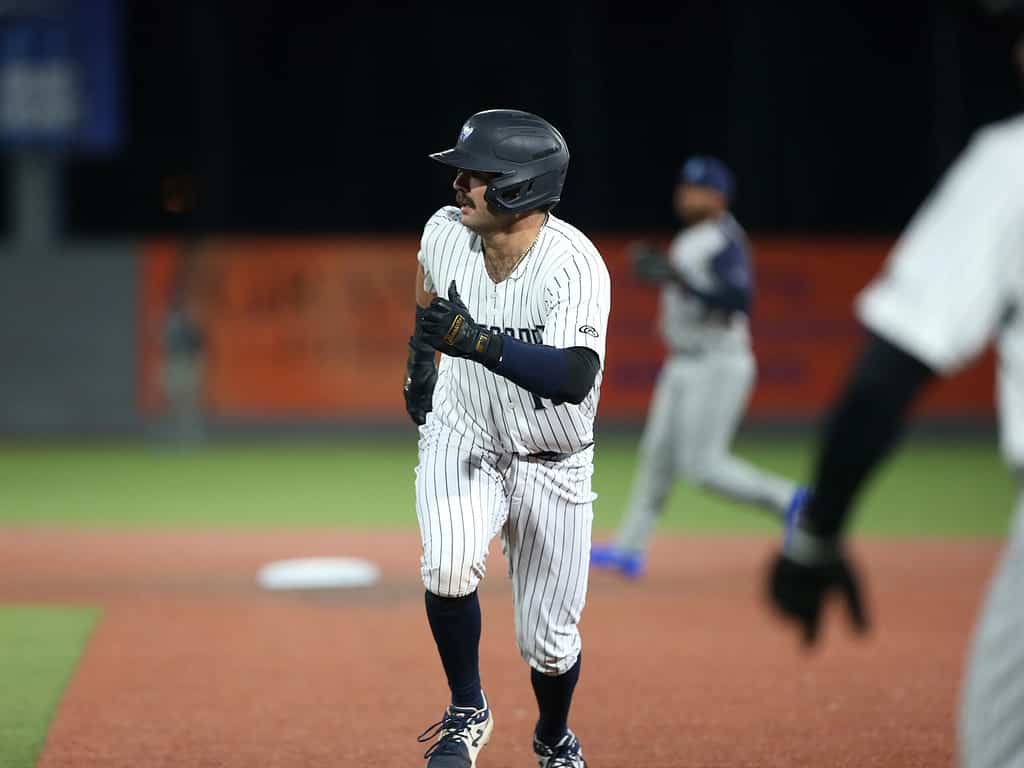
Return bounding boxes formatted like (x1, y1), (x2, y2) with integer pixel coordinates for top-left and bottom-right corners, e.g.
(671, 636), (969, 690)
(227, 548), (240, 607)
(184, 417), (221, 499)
(857, 114), (1024, 467)
(417, 206), (611, 456)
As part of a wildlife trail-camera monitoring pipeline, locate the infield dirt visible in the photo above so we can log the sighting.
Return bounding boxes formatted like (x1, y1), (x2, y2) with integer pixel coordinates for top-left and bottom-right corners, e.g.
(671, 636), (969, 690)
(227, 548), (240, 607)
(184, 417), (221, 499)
(0, 529), (1000, 767)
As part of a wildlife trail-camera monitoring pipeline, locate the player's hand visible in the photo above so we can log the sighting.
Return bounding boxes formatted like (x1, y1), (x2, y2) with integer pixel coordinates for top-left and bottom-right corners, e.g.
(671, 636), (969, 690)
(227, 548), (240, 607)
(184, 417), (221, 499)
(420, 281), (502, 368)
(403, 338), (437, 426)
(629, 242), (676, 283)
(767, 529), (869, 647)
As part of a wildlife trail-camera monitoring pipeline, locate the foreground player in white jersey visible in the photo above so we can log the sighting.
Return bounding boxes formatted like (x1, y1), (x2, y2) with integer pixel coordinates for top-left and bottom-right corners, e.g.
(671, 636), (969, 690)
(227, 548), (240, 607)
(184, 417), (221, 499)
(767, 9), (1024, 766)
(591, 156), (807, 578)
(403, 109), (610, 768)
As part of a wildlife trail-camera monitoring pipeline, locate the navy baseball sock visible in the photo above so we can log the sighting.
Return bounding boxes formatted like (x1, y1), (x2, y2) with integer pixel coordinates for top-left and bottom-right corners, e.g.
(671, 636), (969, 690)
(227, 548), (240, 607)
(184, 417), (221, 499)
(532, 654), (581, 747)
(424, 590), (485, 710)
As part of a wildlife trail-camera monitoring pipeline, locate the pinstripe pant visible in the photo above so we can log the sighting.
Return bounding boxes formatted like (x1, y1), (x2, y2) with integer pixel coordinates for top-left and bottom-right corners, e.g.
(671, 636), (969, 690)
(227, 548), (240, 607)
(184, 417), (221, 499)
(959, 490), (1024, 768)
(415, 423), (594, 675)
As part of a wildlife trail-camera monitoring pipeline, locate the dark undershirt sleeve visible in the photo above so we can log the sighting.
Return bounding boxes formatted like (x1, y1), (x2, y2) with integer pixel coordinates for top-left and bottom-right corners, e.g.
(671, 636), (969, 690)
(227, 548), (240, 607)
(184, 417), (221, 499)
(677, 271), (750, 313)
(674, 242), (752, 314)
(491, 337), (600, 405)
(802, 331), (936, 538)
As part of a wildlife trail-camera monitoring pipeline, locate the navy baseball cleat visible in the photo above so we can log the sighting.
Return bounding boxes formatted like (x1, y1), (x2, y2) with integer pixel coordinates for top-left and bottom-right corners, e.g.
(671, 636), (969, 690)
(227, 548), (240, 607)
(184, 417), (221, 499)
(533, 729), (587, 767)
(418, 697), (493, 767)
(590, 543), (645, 579)
(783, 486), (811, 548)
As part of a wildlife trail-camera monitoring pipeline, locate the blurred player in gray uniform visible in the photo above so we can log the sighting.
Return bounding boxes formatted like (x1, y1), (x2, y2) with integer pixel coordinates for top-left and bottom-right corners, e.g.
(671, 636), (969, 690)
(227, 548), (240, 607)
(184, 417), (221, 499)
(591, 156), (807, 578)
(767, 5), (1024, 765)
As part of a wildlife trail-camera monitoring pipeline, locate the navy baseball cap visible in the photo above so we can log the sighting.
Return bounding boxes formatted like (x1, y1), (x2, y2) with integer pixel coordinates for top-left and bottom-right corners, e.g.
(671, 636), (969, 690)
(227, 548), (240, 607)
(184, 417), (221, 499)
(679, 156), (735, 202)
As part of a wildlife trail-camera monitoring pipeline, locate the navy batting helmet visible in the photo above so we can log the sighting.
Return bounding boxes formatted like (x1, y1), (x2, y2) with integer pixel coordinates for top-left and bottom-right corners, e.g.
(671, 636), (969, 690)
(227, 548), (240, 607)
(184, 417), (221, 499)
(679, 156), (735, 203)
(429, 109), (570, 214)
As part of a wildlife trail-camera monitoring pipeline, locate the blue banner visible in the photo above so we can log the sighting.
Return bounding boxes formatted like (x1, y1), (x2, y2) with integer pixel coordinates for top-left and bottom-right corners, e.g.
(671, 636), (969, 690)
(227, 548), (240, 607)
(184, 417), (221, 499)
(0, 0), (120, 152)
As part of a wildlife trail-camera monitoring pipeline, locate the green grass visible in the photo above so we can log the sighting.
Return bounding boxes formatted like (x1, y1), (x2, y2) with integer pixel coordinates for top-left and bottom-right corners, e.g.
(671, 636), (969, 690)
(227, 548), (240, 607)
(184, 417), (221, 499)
(0, 606), (97, 768)
(594, 436), (1017, 537)
(0, 435), (1015, 536)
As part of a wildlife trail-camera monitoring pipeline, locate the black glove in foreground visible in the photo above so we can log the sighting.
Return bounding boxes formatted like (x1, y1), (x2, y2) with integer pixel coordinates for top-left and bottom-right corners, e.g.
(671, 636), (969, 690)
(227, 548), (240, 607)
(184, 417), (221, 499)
(767, 528), (869, 647)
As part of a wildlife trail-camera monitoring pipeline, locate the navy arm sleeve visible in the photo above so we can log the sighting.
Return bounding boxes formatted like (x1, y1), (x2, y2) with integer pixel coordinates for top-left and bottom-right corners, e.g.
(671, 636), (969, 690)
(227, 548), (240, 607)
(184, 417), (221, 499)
(801, 332), (935, 539)
(674, 240), (752, 314)
(489, 337), (600, 405)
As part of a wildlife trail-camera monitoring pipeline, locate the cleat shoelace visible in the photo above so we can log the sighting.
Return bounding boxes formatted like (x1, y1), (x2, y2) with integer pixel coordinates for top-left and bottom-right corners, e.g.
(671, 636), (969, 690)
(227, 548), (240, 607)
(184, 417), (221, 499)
(418, 708), (482, 759)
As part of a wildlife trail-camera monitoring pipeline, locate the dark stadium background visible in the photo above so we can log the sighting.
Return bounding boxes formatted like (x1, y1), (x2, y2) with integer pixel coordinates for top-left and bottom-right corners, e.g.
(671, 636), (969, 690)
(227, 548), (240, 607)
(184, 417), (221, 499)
(55, 1), (1023, 237)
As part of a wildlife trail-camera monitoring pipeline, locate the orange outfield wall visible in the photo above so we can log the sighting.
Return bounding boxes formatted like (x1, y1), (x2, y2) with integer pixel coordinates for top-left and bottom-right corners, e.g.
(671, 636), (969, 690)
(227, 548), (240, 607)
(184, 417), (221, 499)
(139, 236), (997, 424)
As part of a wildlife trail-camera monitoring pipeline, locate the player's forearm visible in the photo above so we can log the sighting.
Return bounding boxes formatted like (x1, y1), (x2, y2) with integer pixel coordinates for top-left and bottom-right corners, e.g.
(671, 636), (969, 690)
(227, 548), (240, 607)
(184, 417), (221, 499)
(491, 338), (600, 405)
(682, 280), (750, 314)
(633, 246), (745, 313)
(673, 265), (750, 313)
(416, 263), (437, 309)
(411, 266), (438, 360)
(801, 332), (934, 538)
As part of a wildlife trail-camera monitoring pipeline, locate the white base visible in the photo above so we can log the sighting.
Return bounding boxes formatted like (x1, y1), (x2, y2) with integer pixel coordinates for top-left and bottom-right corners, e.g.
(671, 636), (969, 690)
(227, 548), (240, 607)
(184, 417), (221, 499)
(257, 557), (381, 590)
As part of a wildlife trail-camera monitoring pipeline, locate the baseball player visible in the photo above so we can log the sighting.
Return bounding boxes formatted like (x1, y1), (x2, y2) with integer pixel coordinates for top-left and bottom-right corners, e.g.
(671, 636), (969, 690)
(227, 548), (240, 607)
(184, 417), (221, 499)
(403, 109), (610, 768)
(767, 5), (1024, 766)
(591, 156), (807, 578)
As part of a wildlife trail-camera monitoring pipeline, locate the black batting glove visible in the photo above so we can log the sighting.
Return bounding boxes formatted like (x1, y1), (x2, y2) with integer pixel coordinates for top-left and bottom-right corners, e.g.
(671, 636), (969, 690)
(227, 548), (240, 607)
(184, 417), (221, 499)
(419, 281), (503, 369)
(767, 525), (869, 648)
(403, 306), (437, 426)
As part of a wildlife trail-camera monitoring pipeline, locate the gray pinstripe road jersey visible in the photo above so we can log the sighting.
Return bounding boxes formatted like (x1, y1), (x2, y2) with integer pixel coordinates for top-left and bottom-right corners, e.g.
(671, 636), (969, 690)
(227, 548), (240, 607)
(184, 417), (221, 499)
(417, 206), (612, 456)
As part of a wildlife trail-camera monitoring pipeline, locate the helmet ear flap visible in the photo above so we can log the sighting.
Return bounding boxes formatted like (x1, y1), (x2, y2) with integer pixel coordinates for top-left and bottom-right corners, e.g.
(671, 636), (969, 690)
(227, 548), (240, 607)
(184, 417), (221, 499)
(486, 174), (556, 213)
(485, 176), (527, 212)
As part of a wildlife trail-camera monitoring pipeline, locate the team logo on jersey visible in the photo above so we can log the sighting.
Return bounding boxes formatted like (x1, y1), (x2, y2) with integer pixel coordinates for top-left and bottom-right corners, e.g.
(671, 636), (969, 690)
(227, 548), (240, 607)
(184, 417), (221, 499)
(459, 124), (474, 142)
(579, 325), (599, 337)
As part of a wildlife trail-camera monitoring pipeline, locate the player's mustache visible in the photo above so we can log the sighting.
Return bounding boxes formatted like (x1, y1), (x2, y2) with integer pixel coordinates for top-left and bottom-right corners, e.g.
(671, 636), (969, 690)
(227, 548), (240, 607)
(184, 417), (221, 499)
(456, 193), (475, 208)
